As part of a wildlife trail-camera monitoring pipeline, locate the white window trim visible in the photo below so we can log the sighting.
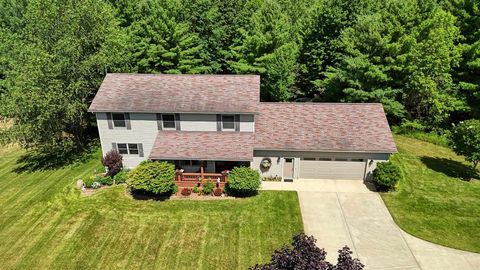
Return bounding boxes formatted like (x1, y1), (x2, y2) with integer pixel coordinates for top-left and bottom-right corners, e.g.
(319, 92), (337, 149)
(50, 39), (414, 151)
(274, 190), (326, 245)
(221, 114), (236, 131)
(162, 114), (176, 130)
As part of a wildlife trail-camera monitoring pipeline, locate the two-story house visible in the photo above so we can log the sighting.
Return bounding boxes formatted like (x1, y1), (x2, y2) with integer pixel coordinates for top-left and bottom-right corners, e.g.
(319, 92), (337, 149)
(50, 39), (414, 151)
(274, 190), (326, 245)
(88, 73), (396, 181)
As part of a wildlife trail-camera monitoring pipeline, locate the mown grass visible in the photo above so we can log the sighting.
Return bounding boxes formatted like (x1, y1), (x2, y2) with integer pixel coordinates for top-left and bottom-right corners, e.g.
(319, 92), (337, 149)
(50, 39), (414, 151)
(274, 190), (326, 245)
(382, 135), (480, 253)
(0, 146), (303, 269)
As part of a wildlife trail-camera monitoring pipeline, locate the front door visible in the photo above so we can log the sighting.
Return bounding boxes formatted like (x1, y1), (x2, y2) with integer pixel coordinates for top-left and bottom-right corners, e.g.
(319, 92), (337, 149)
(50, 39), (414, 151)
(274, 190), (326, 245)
(283, 158), (294, 179)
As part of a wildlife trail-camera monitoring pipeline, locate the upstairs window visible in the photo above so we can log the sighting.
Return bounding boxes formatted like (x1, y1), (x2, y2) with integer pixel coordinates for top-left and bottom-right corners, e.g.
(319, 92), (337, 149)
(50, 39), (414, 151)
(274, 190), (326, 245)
(112, 113), (126, 128)
(162, 114), (176, 129)
(221, 115), (235, 130)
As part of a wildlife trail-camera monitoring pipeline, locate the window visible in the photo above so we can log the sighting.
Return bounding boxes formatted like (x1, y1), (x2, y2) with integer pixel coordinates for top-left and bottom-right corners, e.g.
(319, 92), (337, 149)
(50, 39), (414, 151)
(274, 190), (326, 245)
(128, 144), (139, 155)
(335, 158), (348, 161)
(117, 143), (128, 154)
(117, 143), (140, 155)
(350, 158), (365, 162)
(112, 113), (126, 128)
(162, 114), (176, 129)
(222, 115), (235, 130)
(317, 158), (332, 161)
(301, 157), (316, 161)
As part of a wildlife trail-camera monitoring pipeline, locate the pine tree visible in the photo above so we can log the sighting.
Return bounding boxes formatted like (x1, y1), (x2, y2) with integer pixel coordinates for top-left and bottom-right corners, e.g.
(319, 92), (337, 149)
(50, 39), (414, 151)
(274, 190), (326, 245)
(229, 0), (301, 101)
(127, 0), (210, 74)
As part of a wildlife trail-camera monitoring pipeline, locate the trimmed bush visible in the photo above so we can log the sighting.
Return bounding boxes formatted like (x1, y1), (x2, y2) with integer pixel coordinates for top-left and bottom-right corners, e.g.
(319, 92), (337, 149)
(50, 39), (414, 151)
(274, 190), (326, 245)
(181, 187), (192, 196)
(192, 186), (199, 193)
(113, 169), (128, 184)
(372, 161), (401, 191)
(101, 150), (123, 176)
(213, 188), (222, 196)
(226, 167), (261, 196)
(202, 181), (214, 195)
(126, 161), (177, 195)
(97, 175), (113, 186)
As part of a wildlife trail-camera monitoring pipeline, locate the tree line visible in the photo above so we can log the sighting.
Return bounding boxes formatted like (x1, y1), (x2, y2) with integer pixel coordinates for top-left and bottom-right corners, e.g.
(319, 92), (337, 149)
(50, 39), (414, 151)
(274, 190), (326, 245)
(0, 0), (478, 152)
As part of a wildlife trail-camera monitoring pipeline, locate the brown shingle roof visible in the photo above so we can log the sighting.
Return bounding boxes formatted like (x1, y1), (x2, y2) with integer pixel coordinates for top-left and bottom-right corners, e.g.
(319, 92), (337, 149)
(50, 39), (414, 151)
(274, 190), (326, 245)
(88, 73), (260, 113)
(149, 131), (254, 161)
(255, 103), (397, 153)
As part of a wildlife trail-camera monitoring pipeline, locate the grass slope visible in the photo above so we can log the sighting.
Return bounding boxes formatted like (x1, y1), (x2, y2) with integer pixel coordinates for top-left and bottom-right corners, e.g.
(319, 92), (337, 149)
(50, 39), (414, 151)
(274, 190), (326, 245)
(0, 147), (303, 269)
(382, 136), (480, 253)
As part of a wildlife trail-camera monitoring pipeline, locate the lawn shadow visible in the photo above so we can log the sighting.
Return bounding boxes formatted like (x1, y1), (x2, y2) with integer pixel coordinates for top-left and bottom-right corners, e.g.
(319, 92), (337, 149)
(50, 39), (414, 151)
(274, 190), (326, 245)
(420, 156), (477, 181)
(130, 191), (172, 201)
(13, 140), (99, 173)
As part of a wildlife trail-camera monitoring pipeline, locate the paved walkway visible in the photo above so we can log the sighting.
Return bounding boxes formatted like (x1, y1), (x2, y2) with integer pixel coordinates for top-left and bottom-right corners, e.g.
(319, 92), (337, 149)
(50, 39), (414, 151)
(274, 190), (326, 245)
(262, 179), (480, 270)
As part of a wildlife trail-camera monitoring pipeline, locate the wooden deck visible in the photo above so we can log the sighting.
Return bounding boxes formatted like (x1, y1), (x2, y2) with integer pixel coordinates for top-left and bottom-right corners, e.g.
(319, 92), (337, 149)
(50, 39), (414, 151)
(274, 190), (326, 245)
(175, 170), (227, 188)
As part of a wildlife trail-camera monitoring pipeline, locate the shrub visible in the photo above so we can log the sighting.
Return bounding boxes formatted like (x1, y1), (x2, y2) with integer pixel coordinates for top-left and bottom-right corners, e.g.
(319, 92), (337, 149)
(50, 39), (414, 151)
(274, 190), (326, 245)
(181, 187), (192, 196)
(213, 188), (222, 196)
(101, 150), (123, 176)
(226, 167), (261, 196)
(91, 181), (101, 189)
(372, 161), (401, 191)
(192, 186), (199, 193)
(126, 161), (177, 195)
(113, 169), (128, 184)
(250, 234), (363, 270)
(202, 181), (214, 195)
(83, 175), (95, 188)
(451, 119), (480, 177)
(96, 175), (113, 186)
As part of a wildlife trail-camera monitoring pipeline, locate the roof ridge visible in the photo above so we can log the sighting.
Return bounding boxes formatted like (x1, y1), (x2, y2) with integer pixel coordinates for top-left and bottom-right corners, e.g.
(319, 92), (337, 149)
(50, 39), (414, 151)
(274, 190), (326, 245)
(106, 73), (260, 77)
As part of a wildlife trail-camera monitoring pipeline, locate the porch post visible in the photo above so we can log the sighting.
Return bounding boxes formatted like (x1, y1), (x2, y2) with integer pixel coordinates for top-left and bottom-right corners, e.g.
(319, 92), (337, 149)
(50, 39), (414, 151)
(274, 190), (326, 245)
(200, 161), (205, 183)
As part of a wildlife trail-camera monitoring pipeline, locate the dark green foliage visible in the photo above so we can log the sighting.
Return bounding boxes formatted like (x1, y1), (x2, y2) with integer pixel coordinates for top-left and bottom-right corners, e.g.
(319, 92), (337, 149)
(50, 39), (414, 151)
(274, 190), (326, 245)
(373, 161), (402, 191)
(451, 119), (480, 173)
(1, 0), (480, 153)
(113, 169), (128, 184)
(0, 0), (128, 152)
(126, 0), (210, 74)
(250, 234), (363, 270)
(202, 181), (214, 195)
(97, 175), (113, 186)
(127, 161), (177, 195)
(226, 167), (261, 196)
(101, 150), (123, 176)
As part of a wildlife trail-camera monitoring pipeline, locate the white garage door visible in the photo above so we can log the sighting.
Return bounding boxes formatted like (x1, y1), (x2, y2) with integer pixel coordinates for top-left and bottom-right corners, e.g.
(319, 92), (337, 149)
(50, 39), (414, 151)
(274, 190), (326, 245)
(299, 159), (366, 180)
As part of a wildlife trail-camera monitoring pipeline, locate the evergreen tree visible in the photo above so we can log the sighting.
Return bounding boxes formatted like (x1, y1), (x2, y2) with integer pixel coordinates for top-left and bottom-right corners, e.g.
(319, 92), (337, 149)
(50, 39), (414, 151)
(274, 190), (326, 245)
(320, 0), (462, 125)
(127, 0), (211, 74)
(443, 0), (480, 119)
(296, 0), (379, 99)
(229, 0), (301, 101)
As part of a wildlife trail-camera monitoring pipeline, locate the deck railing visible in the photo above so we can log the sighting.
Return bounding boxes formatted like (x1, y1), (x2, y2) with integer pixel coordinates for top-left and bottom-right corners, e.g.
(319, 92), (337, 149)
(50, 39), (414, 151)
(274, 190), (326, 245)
(175, 170), (228, 183)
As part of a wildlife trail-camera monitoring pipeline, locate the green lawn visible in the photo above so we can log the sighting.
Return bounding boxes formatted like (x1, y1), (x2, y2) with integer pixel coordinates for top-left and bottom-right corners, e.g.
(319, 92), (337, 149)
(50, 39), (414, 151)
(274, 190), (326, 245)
(0, 147), (303, 269)
(382, 135), (480, 253)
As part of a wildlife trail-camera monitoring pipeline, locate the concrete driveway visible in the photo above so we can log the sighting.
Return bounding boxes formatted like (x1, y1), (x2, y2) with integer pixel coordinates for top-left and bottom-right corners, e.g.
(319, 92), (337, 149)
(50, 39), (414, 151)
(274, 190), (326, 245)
(262, 179), (480, 270)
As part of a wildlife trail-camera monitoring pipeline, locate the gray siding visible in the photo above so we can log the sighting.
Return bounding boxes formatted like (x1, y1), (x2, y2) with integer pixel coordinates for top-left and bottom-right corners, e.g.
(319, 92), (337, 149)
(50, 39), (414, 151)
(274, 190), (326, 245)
(252, 150), (390, 180)
(97, 112), (158, 168)
(96, 112), (256, 168)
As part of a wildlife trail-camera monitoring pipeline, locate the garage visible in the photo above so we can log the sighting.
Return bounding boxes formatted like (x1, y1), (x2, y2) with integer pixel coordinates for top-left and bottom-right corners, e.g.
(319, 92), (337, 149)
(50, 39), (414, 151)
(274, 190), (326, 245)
(299, 158), (366, 180)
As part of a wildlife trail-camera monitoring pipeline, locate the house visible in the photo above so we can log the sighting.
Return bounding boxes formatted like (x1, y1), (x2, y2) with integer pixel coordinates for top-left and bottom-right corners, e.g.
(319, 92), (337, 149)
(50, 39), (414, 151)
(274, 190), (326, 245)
(88, 73), (397, 182)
